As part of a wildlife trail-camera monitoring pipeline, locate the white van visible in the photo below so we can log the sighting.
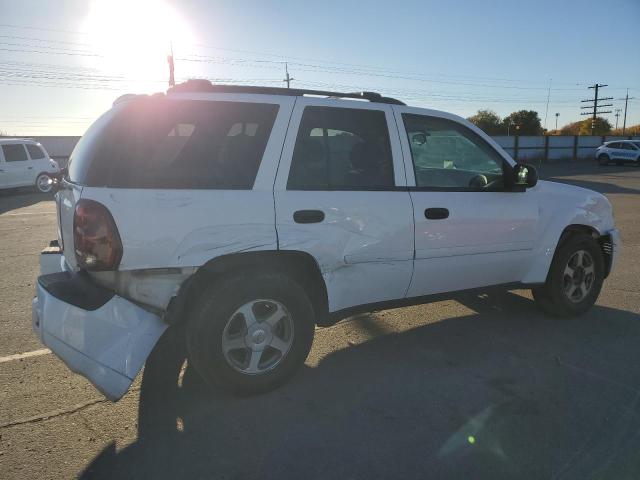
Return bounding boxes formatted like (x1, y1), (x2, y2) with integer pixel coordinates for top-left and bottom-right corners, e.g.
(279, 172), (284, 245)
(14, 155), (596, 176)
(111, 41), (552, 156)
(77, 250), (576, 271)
(0, 139), (60, 192)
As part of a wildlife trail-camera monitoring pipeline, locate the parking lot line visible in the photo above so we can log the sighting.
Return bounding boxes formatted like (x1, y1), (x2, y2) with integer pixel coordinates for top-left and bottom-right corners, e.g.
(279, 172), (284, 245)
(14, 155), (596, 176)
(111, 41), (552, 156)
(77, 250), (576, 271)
(0, 348), (51, 364)
(2, 212), (57, 216)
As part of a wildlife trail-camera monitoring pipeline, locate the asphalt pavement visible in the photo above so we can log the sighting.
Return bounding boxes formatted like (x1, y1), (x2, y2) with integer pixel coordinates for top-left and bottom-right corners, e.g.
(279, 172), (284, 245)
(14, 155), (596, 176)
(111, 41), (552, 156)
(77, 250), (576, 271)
(0, 162), (639, 479)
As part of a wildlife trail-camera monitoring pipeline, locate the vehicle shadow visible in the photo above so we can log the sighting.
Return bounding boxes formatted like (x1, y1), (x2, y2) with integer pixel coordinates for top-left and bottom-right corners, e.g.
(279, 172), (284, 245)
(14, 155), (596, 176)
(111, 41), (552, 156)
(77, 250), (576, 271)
(79, 290), (640, 480)
(0, 189), (53, 214)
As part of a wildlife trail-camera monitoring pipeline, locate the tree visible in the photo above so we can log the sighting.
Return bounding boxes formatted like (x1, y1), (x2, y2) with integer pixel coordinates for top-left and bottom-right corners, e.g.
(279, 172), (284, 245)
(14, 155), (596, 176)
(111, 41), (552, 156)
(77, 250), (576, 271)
(611, 124), (640, 136)
(559, 121), (582, 136)
(501, 110), (543, 135)
(578, 117), (612, 135)
(467, 109), (502, 135)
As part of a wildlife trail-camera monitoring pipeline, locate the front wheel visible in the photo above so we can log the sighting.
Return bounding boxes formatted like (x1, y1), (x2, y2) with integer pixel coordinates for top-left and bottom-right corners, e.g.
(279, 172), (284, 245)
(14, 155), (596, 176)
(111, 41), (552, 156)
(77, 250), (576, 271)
(597, 154), (609, 166)
(186, 271), (315, 394)
(35, 173), (53, 193)
(533, 234), (604, 317)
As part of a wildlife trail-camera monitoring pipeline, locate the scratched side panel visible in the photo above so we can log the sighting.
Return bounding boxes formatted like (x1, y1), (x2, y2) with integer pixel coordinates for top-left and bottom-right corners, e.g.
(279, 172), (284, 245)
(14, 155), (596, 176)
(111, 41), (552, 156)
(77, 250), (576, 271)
(81, 188), (277, 270)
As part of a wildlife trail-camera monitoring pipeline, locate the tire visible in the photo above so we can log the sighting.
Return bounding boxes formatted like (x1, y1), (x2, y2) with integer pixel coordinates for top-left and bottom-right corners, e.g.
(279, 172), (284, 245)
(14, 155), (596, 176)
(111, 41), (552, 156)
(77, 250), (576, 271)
(35, 173), (53, 193)
(532, 233), (604, 318)
(597, 154), (609, 166)
(185, 270), (315, 394)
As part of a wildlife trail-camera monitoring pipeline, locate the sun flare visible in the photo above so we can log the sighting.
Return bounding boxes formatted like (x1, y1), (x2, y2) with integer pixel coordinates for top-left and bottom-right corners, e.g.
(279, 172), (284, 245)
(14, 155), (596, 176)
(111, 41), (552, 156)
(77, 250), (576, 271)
(83, 0), (194, 91)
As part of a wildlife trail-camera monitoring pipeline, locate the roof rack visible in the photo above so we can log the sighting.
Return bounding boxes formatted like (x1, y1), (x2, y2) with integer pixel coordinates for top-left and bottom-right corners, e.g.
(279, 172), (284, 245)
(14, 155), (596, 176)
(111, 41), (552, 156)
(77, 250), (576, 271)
(167, 79), (406, 105)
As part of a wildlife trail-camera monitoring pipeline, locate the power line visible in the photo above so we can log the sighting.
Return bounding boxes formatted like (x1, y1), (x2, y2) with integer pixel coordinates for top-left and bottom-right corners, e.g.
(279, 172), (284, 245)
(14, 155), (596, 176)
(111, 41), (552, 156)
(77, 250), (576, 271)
(2, 27), (638, 97)
(0, 25), (599, 88)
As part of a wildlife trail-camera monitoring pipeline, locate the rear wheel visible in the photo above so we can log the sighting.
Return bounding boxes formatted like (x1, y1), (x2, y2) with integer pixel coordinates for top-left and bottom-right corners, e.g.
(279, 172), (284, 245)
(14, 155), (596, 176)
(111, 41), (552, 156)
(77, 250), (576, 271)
(186, 271), (315, 394)
(533, 234), (604, 317)
(597, 154), (609, 166)
(35, 173), (52, 193)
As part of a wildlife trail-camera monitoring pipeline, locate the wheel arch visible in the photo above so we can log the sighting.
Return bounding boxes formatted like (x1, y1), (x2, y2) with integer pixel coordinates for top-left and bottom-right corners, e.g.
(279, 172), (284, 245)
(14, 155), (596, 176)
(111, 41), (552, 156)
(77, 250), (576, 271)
(522, 223), (611, 284)
(168, 250), (329, 326)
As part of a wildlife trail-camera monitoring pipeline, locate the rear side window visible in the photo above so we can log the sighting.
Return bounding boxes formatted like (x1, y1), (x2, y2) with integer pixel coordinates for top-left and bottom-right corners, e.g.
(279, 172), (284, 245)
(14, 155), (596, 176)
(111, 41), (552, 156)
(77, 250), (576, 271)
(2, 144), (28, 162)
(69, 99), (279, 189)
(287, 106), (394, 190)
(26, 144), (46, 159)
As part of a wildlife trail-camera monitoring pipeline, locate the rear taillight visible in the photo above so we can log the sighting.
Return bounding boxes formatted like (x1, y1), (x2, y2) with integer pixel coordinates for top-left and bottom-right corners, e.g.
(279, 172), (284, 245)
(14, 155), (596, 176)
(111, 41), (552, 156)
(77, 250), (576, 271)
(73, 199), (123, 271)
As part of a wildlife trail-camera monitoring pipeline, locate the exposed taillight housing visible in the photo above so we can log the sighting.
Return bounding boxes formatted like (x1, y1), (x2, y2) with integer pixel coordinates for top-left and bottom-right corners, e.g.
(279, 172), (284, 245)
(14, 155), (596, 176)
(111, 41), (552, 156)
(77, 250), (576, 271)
(73, 199), (123, 271)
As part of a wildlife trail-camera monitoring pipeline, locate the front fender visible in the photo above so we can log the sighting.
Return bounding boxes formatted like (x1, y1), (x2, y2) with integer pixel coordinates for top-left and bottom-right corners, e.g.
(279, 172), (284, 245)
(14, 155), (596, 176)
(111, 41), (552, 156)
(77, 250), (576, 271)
(521, 181), (615, 284)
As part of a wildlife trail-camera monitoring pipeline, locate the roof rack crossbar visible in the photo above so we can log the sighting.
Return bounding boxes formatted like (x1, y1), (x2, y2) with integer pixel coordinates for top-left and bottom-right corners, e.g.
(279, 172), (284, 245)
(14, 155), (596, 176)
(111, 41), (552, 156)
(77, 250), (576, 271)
(167, 80), (406, 105)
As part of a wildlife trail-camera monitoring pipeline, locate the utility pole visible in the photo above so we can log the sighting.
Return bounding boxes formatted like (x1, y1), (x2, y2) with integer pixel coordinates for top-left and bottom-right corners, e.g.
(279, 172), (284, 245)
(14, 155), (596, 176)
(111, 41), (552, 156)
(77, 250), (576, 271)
(543, 78), (552, 131)
(283, 62), (294, 89)
(617, 89), (636, 135)
(614, 109), (621, 130)
(580, 84), (612, 134)
(555, 112), (560, 131)
(167, 42), (175, 88)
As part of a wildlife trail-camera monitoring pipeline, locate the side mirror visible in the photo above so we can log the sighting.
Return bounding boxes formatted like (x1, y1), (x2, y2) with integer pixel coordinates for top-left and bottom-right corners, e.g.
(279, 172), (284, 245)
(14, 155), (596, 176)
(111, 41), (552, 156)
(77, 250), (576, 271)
(51, 167), (68, 194)
(513, 163), (538, 189)
(411, 132), (429, 145)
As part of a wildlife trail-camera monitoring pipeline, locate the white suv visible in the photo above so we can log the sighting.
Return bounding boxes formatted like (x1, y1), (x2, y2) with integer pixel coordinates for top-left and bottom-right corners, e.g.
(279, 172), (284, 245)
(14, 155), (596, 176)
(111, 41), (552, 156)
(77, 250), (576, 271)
(32, 81), (621, 400)
(0, 139), (59, 192)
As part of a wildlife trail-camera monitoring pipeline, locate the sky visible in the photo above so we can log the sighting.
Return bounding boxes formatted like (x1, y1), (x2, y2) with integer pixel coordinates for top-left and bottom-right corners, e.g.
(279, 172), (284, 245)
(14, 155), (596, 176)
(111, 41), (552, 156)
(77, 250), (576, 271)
(1, 0), (639, 136)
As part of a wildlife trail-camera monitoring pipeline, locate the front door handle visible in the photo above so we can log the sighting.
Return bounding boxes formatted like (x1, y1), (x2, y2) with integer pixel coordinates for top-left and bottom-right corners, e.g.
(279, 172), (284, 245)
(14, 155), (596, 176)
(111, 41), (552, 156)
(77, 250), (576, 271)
(425, 208), (449, 220)
(27, 166), (33, 170)
(294, 210), (325, 224)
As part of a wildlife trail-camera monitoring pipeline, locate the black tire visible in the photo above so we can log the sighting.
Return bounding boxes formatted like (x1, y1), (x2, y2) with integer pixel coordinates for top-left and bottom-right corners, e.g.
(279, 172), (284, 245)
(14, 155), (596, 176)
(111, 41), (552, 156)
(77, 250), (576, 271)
(597, 154), (609, 166)
(616, 161), (623, 166)
(532, 233), (604, 318)
(35, 173), (53, 193)
(185, 271), (315, 394)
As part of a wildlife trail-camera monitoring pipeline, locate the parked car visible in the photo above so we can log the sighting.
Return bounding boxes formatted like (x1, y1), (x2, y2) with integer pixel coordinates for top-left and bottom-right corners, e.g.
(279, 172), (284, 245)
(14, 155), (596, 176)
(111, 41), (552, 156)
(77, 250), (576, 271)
(0, 139), (59, 193)
(32, 81), (620, 401)
(596, 140), (640, 165)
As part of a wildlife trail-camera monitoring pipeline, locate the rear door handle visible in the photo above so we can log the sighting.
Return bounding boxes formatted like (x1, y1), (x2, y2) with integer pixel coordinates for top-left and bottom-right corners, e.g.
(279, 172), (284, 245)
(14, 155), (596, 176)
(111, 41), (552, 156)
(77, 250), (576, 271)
(27, 166), (33, 170)
(425, 208), (449, 220)
(294, 210), (325, 224)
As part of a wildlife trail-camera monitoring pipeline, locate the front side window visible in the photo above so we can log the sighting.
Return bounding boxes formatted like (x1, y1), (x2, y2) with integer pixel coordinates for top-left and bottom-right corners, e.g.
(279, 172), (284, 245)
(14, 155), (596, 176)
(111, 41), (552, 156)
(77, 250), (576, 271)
(26, 144), (46, 160)
(608, 143), (620, 149)
(2, 144), (28, 162)
(287, 106), (394, 190)
(402, 114), (505, 190)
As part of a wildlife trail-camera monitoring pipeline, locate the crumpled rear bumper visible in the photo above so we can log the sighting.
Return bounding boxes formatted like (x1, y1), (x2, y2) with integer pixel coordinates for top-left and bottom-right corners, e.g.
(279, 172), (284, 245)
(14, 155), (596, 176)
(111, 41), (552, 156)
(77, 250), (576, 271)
(32, 252), (167, 401)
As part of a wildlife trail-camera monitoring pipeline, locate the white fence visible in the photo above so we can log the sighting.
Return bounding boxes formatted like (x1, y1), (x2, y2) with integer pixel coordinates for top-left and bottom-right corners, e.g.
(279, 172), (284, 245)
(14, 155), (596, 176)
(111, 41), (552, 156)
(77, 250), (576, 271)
(3, 134), (640, 167)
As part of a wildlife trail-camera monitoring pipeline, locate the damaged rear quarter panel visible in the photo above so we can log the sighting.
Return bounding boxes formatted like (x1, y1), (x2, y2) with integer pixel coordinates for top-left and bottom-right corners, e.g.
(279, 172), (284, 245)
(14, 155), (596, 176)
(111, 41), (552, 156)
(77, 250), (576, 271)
(83, 188), (278, 270)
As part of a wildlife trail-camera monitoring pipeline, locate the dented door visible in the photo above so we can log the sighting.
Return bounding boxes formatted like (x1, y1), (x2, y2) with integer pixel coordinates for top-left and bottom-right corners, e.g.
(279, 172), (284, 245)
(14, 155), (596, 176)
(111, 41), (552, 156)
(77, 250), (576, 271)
(274, 98), (414, 313)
